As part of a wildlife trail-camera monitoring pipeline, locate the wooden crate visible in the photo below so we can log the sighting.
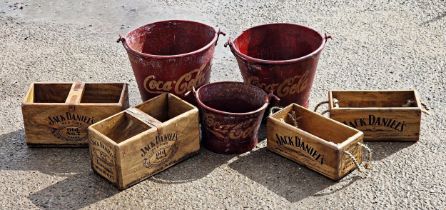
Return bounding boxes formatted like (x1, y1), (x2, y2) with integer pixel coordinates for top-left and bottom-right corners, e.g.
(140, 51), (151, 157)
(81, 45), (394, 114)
(327, 90), (423, 141)
(88, 93), (200, 189)
(22, 82), (129, 147)
(267, 104), (367, 180)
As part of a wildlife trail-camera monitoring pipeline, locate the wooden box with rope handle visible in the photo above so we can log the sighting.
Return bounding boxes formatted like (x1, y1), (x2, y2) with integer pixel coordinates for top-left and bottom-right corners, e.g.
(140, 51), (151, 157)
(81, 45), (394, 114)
(88, 93), (200, 189)
(22, 82), (129, 147)
(314, 90), (428, 141)
(267, 104), (371, 180)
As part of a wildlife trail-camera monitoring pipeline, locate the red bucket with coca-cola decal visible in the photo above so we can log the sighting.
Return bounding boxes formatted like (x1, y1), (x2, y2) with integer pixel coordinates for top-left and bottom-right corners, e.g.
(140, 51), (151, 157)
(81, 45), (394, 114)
(226, 23), (330, 107)
(192, 82), (278, 154)
(119, 20), (224, 101)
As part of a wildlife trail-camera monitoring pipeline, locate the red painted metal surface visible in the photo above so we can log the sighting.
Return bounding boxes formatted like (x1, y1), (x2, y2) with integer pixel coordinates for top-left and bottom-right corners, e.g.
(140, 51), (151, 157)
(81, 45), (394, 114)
(226, 23), (330, 107)
(193, 82), (277, 154)
(119, 20), (224, 101)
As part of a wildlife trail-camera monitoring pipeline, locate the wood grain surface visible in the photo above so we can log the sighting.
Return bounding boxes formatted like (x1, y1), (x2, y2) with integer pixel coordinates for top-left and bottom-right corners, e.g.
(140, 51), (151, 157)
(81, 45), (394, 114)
(89, 93), (200, 189)
(22, 82), (128, 146)
(328, 90), (422, 141)
(267, 104), (364, 180)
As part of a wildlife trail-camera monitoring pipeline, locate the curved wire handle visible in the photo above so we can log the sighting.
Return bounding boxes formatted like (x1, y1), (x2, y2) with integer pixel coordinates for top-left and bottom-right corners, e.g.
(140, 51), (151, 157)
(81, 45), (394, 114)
(215, 29), (226, 46)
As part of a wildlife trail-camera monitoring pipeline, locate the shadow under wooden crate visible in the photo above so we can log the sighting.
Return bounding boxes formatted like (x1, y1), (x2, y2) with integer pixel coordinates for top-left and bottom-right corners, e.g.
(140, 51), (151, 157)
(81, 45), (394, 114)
(148, 148), (235, 184)
(229, 147), (334, 202)
(0, 129), (89, 174)
(28, 173), (118, 209)
(366, 141), (415, 160)
(0, 129), (232, 208)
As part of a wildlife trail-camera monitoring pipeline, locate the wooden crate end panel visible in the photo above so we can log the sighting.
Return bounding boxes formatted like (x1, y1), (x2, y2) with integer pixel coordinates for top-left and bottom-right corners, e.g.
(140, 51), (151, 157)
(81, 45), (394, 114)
(22, 104), (77, 144)
(89, 131), (119, 185)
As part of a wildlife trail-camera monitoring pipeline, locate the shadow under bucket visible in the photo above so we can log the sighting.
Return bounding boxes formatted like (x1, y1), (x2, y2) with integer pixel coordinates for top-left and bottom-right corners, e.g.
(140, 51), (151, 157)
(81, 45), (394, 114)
(226, 23), (330, 107)
(193, 82), (277, 154)
(119, 20), (225, 101)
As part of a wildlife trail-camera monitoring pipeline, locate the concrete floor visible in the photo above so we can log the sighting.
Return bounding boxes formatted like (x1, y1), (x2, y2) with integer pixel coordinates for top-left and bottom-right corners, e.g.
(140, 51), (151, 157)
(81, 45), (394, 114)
(0, 0), (445, 209)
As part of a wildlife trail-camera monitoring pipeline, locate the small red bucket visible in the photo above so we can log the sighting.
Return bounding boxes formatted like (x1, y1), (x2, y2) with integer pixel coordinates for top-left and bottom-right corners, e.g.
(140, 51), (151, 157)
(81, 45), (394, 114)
(226, 23), (330, 107)
(193, 82), (277, 154)
(119, 20), (225, 101)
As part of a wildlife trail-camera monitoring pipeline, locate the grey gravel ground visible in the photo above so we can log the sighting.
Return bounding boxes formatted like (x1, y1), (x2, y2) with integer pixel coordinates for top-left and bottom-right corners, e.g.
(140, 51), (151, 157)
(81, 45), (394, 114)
(0, 0), (445, 209)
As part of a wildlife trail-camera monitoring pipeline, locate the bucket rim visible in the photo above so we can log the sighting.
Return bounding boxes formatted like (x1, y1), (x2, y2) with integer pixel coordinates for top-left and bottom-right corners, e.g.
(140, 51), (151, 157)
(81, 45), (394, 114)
(228, 23), (326, 64)
(122, 20), (219, 59)
(195, 81), (270, 116)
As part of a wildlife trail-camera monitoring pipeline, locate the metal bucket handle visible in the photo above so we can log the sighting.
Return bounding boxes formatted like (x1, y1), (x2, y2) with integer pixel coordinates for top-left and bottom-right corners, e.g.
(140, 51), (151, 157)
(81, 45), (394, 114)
(183, 86), (198, 106)
(324, 33), (332, 43)
(117, 28), (226, 46)
(265, 92), (280, 105)
(215, 29), (226, 46)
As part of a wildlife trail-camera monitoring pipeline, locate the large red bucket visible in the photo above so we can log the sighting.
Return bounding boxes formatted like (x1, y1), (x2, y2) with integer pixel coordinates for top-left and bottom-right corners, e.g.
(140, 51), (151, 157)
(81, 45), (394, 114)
(119, 20), (225, 101)
(226, 23), (330, 107)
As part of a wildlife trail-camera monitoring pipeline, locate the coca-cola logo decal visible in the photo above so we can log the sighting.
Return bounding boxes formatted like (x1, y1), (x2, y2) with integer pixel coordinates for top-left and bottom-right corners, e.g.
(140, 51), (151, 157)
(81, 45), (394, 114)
(143, 63), (209, 95)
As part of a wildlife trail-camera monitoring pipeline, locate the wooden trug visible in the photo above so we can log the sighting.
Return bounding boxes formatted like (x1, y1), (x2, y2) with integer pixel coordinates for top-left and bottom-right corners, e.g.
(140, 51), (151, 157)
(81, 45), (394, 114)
(22, 82), (128, 147)
(88, 93), (200, 189)
(327, 90), (423, 141)
(267, 104), (366, 180)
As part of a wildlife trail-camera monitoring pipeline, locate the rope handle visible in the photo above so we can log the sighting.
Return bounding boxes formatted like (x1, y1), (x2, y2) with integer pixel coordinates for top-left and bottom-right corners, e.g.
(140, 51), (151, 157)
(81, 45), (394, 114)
(287, 111), (300, 127)
(269, 106), (283, 116)
(344, 142), (373, 172)
(269, 106), (301, 128)
(357, 142), (372, 169)
(421, 102), (430, 115)
(314, 98), (339, 116)
(314, 101), (329, 112)
(344, 151), (363, 172)
(402, 99), (430, 115)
